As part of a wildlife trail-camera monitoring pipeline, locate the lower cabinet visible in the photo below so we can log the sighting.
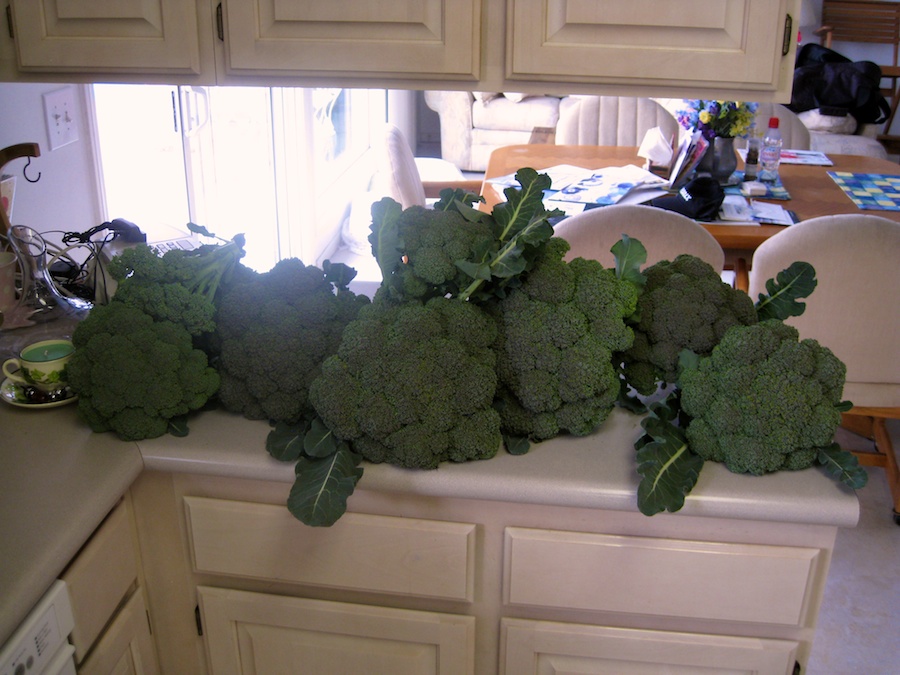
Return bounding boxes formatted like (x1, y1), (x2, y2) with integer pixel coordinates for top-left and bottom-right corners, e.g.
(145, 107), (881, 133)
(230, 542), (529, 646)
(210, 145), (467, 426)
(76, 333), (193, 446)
(132, 472), (838, 675)
(61, 495), (160, 675)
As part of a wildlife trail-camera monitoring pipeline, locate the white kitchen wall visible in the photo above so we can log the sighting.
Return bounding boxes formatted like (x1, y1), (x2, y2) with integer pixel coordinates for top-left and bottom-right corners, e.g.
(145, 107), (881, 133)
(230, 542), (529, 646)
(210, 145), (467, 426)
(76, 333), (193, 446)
(0, 83), (102, 244)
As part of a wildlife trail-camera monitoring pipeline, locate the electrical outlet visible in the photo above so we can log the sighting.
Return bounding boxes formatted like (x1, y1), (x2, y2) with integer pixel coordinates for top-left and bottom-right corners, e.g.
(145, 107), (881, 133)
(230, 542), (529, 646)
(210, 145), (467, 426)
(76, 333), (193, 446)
(43, 86), (79, 150)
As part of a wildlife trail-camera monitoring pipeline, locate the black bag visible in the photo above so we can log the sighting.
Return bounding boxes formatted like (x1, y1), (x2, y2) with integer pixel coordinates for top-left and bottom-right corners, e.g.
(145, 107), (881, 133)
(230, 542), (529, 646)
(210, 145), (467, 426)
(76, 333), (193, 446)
(789, 43), (891, 125)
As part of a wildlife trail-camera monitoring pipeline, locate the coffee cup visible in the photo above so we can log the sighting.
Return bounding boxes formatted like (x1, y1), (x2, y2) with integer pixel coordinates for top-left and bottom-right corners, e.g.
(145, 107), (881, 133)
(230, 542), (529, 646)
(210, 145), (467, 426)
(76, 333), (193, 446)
(2, 339), (74, 393)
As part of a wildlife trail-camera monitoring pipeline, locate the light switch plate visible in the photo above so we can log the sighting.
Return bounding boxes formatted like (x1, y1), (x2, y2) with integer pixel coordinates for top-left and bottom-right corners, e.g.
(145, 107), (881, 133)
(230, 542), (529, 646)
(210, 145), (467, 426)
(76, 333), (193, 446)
(43, 86), (79, 150)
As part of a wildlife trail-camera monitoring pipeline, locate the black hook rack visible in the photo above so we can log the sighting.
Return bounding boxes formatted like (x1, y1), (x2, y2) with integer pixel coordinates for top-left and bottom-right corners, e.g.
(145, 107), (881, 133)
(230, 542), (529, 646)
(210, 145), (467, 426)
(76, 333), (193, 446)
(23, 156), (41, 183)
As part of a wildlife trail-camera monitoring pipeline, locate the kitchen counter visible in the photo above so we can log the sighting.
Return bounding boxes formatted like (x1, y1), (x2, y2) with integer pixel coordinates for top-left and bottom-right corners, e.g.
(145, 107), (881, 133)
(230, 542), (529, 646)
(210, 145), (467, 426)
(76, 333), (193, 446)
(0, 404), (143, 646)
(1, 402), (861, 649)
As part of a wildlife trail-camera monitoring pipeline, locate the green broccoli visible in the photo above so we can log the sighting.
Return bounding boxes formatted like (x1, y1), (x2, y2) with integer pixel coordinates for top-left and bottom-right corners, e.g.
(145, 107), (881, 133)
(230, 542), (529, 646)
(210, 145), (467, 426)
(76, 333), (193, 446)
(214, 257), (369, 424)
(492, 237), (639, 440)
(67, 302), (220, 441)
(309, 296), (501, 469)
(679, 319), (847, 475)
(620, 254), (758, 395)
(370, 198), (495, 302)
(107, 233), (245, 336)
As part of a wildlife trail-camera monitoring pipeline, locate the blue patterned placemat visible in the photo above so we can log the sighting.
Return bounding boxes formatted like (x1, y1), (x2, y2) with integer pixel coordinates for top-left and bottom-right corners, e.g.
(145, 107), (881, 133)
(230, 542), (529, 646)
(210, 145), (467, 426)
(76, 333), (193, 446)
(723, 172), (791, 200)
(828, 172), (900, 211)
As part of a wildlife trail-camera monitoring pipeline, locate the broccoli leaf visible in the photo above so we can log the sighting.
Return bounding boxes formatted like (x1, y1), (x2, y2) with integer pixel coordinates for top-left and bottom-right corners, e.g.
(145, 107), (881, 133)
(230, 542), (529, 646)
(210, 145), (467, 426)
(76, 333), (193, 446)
(503, 434), (531, 456)
(266, 421), (309, 462)
(433, 188), (484, 212)
(635, 398), (704, 515)
(818, 443), (868, 489)
(755, 261), (817, 321)
(287, 446), (364, 527)
(322, 260), (358, 292)
(368, 197), (405, 282)
(167, 415), (190, 437)
(304, 418), (340, 458)
(611, 235), (647, 287)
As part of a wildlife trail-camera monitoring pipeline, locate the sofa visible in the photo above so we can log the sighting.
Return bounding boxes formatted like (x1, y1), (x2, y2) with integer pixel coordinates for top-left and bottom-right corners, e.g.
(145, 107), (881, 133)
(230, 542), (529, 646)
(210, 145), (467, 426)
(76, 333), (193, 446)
(424, 91), (889, 173)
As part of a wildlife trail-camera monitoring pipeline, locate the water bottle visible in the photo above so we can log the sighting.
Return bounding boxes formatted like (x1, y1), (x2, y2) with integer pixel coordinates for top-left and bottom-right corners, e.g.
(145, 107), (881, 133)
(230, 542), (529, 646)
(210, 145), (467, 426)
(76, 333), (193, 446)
(759, 117), (782, 182)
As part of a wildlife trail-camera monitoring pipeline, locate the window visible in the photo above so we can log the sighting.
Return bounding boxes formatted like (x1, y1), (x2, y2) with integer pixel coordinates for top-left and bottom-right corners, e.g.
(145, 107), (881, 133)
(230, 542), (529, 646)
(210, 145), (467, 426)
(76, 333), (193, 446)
(91, 84), (387, 272)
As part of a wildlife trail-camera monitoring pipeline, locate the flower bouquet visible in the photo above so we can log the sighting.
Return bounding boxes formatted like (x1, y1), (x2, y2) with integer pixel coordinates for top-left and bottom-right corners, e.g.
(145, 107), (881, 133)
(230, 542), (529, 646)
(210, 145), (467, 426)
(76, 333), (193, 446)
(674, 100), (759, 140)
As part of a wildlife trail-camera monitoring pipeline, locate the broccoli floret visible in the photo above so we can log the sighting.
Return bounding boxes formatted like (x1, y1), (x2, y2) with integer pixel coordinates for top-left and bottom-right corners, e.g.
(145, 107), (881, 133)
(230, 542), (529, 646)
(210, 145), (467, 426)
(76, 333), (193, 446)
(620, 254), (758, 394)
(493, 237), (638, 440)
(679, 319), (847, 475)
(375, 204), (495, 302)
(67, 302), (220, 441)
(108, 235), (245, 336)
(309, 296), (501, 469)
(214, 258), (369, 424)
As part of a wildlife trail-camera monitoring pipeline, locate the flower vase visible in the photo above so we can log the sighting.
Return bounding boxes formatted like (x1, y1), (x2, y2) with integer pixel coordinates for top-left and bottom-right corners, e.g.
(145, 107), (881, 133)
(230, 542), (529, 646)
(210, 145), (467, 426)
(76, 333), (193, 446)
(699, 136), (738, 184)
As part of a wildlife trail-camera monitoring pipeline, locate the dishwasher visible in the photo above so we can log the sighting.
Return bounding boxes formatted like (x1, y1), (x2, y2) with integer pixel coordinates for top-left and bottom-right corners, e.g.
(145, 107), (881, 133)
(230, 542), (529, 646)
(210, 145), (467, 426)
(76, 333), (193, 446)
(0, 580), (76, 675)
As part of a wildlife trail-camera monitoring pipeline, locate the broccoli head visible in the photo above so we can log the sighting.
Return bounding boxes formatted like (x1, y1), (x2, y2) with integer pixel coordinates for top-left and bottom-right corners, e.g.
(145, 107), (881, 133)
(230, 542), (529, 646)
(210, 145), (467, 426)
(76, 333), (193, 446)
(67, 302), (220, 441)
(309, 296), (501, 469)
(620, 254), (758, 395)
(214, 257), (369, 424)
(493, 237), (639, 440)
(374, 202), (495, 302)
(679, 319), (847, 475)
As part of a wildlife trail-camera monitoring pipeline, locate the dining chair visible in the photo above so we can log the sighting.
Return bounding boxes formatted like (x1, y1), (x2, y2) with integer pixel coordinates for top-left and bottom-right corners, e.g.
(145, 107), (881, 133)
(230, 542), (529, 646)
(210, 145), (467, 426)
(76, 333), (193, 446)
(748, 214), (900, 523)
(552, 203), (729, 280)
(379, 123), (482, 209)
(750, 102), (812, 150)
(555, 96), (680, 148)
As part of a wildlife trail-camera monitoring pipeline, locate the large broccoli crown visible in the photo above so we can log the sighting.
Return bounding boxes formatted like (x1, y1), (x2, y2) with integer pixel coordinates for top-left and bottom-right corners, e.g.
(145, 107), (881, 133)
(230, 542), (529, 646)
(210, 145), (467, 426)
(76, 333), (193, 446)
(493, 236), (639, 440)
(384, 205), (495, 301)
(621, 254), (759, 394)
(214, 257), (369, 424)
(309, 296), (501, 469)
(679, 319), (846, 475)
(67, 302), (220, 441)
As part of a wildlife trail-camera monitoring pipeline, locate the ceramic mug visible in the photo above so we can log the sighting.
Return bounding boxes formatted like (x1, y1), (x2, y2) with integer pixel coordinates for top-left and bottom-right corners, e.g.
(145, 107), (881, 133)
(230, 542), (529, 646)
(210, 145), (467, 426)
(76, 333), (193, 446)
(0, 251), (15, 313)
(2, 339), (74, 393)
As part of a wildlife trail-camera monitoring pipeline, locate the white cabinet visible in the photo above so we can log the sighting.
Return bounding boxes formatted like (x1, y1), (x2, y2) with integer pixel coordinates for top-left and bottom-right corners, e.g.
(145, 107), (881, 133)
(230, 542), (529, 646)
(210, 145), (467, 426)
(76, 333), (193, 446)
(60, 496), (160, 675)
(3, 0), (798, 99)
(130, 471), (839, 675)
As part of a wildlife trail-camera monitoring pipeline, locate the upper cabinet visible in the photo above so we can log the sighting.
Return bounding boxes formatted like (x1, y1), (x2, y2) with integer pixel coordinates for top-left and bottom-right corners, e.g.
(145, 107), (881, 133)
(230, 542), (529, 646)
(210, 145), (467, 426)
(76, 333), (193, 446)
(506, 0), (798, 100)
(7, 0), (211, 76)
(2, 0), (798, 100)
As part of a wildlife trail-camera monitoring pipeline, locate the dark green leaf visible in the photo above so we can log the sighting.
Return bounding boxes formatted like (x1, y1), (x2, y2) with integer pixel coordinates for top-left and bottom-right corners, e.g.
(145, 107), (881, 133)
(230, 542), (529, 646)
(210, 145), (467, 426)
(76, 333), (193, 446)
(818, 443), (868, 489)
(755, 261), (817, 321)
(675, 349), (702, 386)
(322, 260), (358, 291)
(836, 400), (854, 413)
(167, 415), (190, 437)
(266, 421), (309, 462)
(304, 418), (340, 458)
(287, 445), (364, 526)
(187, 222), (216, 239)
(504, 434), (531, 455)
(434, 188), (484, 212)
(635, 399), (704, 515)
(455, 259), (493, 281)
(611, 235), (647, 287)
(368, 197), (405, 282)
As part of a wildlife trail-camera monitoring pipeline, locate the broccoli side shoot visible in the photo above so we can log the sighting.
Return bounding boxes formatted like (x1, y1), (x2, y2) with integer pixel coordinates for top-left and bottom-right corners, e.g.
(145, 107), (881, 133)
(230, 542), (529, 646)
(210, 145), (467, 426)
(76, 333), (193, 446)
(309, 296), (502, 469)
(493, 237), (639, 441)
(679, 319), (847, 475)
(620, 254), (758, 395)
(67, 302), (220, 441)
(214, 257), (370, 425)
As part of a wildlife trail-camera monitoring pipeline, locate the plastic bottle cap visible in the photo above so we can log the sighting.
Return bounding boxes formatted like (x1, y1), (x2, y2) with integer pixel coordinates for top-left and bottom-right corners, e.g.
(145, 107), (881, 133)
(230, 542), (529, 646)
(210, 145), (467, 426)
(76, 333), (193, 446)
(768, 117), (779, 128)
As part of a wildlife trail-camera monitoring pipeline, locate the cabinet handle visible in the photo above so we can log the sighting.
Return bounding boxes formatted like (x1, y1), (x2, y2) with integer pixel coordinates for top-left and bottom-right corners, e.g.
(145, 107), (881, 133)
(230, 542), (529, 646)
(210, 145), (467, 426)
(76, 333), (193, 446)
(5, 5), (13, 39)
(782, 13), (793, 56)
(216, 3), (224, 42)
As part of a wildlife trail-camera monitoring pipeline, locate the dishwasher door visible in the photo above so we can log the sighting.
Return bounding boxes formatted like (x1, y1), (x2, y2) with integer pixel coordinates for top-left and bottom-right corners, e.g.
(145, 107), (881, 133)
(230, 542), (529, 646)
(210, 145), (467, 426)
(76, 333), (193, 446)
(0, 580), (76, 675)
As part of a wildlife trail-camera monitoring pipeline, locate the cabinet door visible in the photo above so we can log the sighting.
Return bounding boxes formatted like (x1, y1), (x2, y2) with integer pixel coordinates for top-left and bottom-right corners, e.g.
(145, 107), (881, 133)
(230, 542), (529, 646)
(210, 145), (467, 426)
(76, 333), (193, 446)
(501, 618), (798, 675)
(507, 0), (796, 96)
(78, 592), (160, 675)
(9, 0), (203, 74)
(198, 586), (475, 675)
(221, 0), (480, 81)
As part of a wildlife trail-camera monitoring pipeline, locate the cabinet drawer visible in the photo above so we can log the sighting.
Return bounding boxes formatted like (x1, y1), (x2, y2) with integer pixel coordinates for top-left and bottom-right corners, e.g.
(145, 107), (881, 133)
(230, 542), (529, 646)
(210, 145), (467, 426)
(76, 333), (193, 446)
(77, 591), (160, 675)
(185, 497), (476, 601)
(62, 498), (139, 662)
(504, 527), (821, 626)
(501, 617), (798, 675)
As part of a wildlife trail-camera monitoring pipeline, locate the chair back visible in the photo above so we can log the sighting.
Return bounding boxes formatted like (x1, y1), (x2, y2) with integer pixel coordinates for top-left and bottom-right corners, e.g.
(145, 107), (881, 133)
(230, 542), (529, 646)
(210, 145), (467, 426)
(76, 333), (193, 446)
(380, 123), (426, 209)
(556, 96), (679, 147)
(747, 214), (900, 407)
(552, 204), (725, 271)
(751, 102), (811, 149)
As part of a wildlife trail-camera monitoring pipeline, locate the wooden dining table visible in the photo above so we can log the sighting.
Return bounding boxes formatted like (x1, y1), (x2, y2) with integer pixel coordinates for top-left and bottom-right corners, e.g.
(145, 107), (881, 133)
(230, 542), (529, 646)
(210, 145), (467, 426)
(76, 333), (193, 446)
(480, 144), (900, 251)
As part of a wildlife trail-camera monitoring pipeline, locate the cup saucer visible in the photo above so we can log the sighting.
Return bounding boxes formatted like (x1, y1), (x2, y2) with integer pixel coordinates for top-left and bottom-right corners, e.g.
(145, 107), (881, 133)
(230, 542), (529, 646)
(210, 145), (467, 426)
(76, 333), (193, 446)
(0, 377), (78, 409)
